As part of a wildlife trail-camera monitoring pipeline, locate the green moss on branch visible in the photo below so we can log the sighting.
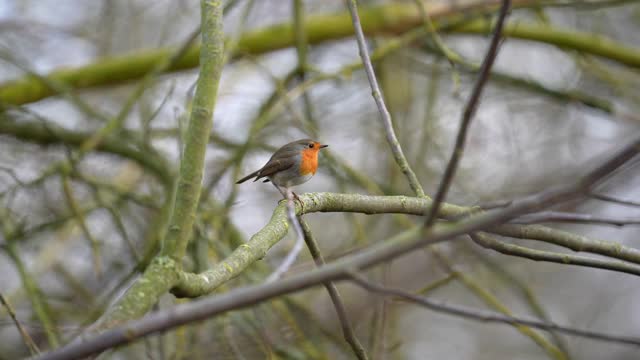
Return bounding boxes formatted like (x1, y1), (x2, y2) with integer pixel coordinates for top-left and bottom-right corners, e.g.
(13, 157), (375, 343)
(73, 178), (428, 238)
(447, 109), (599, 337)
(2, 2), (639, 105)
(161, 0), (224, 260)
(101, 257), (181, 327)
(0, 119), (173, 186)
(98, 0), (225, 328)
(174, 192), (640, 297)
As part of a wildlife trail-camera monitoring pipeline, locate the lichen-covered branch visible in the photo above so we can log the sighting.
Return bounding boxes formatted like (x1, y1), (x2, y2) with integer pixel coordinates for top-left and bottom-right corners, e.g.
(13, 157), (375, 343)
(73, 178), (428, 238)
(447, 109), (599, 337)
(174, 188), (640, 298)
(2, 1), (639, 105)
(471, 232), (640, 276)
(0, 119), (173, 186)
(35, 175), (640, 359)
(99, 256), (181, 328)
(97, 0), (225, 328)
(161, 0), (224, 260)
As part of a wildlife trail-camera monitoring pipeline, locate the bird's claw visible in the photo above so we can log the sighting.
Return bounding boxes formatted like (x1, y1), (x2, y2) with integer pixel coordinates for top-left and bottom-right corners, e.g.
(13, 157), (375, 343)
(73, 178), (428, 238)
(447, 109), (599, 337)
(278, 192), (303, 208)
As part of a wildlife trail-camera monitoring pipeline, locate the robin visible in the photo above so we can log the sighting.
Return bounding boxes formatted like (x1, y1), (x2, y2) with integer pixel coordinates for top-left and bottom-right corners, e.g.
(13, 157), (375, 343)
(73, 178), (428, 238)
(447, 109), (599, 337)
(236, 139), (328, 200)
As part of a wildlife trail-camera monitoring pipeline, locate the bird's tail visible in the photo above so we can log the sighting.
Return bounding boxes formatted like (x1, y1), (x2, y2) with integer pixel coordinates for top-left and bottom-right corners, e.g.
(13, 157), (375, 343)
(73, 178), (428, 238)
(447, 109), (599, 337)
(236, 170), (260, 184)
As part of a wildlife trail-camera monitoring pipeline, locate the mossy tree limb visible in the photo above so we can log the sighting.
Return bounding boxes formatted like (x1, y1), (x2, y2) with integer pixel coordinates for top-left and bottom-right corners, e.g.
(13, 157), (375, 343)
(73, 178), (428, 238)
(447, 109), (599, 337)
(1, 1), (639, 105)
(173, 192), (640, 298)
(161, 0), (224, 261)
(98, 0), (225, 327)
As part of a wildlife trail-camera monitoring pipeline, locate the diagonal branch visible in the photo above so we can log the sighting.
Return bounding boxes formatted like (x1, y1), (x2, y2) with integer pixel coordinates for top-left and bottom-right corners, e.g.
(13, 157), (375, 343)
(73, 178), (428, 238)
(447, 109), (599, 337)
(345, 0), (425, 197)
(471, 232), (640, 276)
(513, 211), (640, 226)
(299, 218), (369, 360)
(2, 1), (640, 106)
(161, 0), (225, 261)
(589, 191), (640, 207)
(39, 135), (640, 358)
(348, 273), (640, 346)
(0, 292), (40, 355)
(424, 0), (511, 226)
(265, 193), (306, 282)
(94, 0), (226, 330)
(36, 207), (640, 360)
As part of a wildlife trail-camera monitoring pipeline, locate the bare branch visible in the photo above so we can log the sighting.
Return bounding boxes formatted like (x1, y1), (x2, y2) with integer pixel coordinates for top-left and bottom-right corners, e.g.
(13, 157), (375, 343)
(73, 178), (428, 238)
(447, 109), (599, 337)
(345, 0), (425, 197)
(472, 232), (640, 276)
(35, 135), (640, 359)
(299, 218), (369, 360)
(61, 176), (102, 278)
(266, 192), (306, 282)
(431, 249), (567, 360)
(0, 166), (26, 187)
(348, 273), (640, 346)
(513, 211), (640, 226)
(590, 192), (640, 207)
(0, 293), (40, 356)
(425, 0), (511, 226)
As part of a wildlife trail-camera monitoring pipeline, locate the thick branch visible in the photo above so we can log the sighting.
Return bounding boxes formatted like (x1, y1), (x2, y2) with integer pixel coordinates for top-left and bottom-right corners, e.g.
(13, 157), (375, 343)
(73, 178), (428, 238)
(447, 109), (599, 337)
(94, 0), (225, 330)
(99, 257), (181, 328)
(161, 0), (224, 260)
(2, 1), (639, 105)
(0, 119), (173, 186)
(174, 174), (640, 298)
(472, 232), (640, 276)
(190, 135), (636, 298)
(36, 187), (640, 360)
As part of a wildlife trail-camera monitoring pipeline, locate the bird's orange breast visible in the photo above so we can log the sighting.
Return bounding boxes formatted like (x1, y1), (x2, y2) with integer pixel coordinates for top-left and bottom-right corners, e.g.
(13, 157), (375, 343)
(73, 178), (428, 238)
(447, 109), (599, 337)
(299, 148), (319, 175)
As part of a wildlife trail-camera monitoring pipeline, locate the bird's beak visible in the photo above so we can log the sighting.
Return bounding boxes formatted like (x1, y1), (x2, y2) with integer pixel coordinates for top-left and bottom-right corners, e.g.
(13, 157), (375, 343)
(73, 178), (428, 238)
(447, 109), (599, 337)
(320, 144), (328, 148)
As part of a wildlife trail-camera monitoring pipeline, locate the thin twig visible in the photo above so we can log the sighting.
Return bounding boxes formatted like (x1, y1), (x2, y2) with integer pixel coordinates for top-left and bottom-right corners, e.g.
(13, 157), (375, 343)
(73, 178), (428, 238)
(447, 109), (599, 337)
(424, 0), (511, 226)
(348, 273), (640, 346)
(345, 0), (425, 197)
(62, 176), (103, 278)
(431, 249), (567, 360)
(590, 192), (640, 207)
(413, 0), (467, 66)
(299, 218), (369, 360)
(513, 211), (640, 226)
(471, 232), (640, 276)
(79, 25), (202, 155)
(266, 192), (306, 282)
(467, 244), (572, 358)
(0, 292), (40, 355)
(4, 243), (60, 348)
(0, 166), (26, 186)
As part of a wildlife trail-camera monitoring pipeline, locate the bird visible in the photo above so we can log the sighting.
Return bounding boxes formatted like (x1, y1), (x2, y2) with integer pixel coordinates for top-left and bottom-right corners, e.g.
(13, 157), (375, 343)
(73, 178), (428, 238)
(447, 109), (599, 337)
(236, 139), (328, 200)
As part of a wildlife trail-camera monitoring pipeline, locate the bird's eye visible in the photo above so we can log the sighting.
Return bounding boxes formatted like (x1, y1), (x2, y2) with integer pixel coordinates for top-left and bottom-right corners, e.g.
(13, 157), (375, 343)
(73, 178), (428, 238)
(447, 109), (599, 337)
(308, 143), (314, 148)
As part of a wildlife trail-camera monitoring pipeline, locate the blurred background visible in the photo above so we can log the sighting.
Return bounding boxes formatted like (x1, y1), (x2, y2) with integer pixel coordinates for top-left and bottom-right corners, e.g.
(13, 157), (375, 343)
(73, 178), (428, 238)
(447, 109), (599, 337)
(1, 0), (640, 358)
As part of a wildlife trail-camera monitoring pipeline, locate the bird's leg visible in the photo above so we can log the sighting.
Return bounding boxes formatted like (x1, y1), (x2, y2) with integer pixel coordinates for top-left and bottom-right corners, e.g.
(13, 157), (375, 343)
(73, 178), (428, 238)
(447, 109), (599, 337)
(273, 184), (303, 207)
(273, 184), (287, 199)
(286, 188), (304, 206)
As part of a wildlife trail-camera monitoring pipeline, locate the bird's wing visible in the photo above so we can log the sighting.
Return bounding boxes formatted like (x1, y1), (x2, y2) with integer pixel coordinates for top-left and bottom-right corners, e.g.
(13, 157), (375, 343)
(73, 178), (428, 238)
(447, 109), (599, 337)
(253, 157), (295, 181)
(236, 146), (298, 184)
